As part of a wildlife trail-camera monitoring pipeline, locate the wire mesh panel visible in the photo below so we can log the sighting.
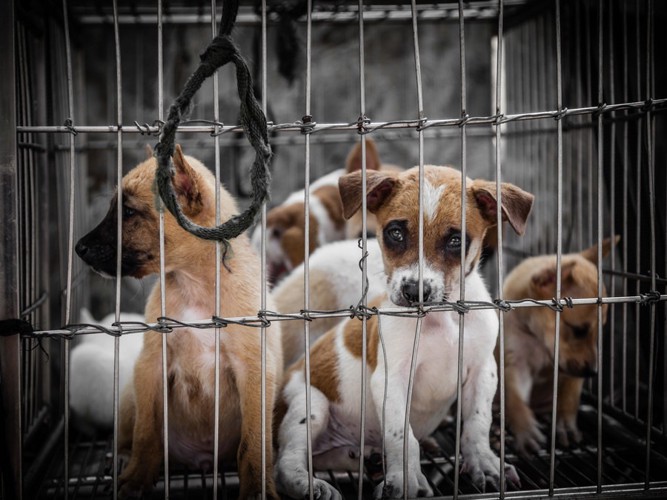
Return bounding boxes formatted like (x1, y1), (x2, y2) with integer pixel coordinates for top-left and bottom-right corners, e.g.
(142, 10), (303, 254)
(2, 1), (666, 500)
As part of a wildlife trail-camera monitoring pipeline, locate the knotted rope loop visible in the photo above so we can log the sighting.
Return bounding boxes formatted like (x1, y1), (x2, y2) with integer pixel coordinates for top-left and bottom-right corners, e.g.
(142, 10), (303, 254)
(155, 0), (272, 248)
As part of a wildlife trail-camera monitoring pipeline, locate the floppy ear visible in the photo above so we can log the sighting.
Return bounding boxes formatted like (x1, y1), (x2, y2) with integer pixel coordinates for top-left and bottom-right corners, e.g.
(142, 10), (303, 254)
(471, 180), (534, 235)
(172, 144), (203, 216)
(345, 138), (381, 173)
(338, 170), (398, 220)
(580, 235), (620, 265)
(531, 261), (576, 295)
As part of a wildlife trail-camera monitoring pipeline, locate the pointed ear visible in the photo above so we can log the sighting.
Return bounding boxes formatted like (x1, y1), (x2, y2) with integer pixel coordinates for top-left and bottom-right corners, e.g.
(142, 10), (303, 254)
(345, 138), (381, 173)
(172, 144), (203, 215)
(338, 170), (398, 220)
(531, 261), (576, 294)
(471, 180), (534, 235)
(145, 143), (154, 159)
(580, 235), (620, 264)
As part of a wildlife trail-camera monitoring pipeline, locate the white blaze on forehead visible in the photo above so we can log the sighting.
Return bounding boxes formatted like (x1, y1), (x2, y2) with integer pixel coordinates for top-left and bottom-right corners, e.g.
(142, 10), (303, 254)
(422, 179), (446, 221)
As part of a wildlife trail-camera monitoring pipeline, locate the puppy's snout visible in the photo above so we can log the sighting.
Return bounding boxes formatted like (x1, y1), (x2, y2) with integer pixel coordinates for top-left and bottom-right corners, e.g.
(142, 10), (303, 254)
(401, 280), (431, 304)
(565, 359), (598, 378)
(75, 239), (89, 259)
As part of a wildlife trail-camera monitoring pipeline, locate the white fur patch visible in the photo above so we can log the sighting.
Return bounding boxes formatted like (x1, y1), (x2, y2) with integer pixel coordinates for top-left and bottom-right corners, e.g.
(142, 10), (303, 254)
(422, 180), (446, 221)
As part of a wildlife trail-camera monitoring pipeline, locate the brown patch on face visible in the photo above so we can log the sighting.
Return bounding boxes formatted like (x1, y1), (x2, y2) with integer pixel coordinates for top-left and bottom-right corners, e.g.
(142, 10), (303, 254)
(312, 184), (345, 231)
(342, 298), (382, 371)
(266, 203), (319, 268)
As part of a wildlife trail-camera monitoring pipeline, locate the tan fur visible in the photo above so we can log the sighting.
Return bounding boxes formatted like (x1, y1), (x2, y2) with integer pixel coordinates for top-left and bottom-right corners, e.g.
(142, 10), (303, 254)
(500, 236), (618, 454)
(111, 145), (281, 498)
(287, 331), (342, 404)
(342, 297), (382, 371)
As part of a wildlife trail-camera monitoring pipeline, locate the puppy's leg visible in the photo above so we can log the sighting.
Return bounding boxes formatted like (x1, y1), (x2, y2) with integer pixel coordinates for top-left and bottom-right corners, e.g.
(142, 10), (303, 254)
(369, 365), (432, 499)
(230, 341), (280, 500)
(556, 374), (584, 447)
(118, 338), (164, 497)
(505, 361), (545, 456)
(461, 356), (520, 491)
(276, 375), (340, 500)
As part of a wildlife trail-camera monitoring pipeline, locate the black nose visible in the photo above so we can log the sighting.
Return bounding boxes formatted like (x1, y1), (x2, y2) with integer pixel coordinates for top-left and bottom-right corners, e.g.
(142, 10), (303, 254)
(75, 239), (88, 259)
(401, 280), (431, 304)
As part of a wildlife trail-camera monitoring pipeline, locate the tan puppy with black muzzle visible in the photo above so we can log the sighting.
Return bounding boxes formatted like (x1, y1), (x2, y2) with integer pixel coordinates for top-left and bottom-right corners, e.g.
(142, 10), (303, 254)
(501, 236), (618, 456)
(76, 145), (282, 499)
(275, 165), (533, 499)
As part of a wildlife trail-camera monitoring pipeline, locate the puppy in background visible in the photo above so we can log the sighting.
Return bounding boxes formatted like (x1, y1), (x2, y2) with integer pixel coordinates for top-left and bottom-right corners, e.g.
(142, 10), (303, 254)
(70, 309), (145, 435)
(252, 139), (400, 285)
(501, 236), (618, 455)
(275, 165), (532, 498)
(76, 145), (282, 498)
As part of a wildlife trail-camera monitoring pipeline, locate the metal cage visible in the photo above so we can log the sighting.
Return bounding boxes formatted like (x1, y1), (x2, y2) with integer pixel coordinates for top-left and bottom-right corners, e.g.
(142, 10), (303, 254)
(1, 0), (666, 499)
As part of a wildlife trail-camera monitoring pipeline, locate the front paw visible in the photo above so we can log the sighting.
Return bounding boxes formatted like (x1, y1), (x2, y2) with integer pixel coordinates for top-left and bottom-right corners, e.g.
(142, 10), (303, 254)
(373, 470), (433, 499)
(461, 451), (521, 492)
(556, 415), (582, 448)
(512, 416), (546, 456)
(118, 465), (156, 499)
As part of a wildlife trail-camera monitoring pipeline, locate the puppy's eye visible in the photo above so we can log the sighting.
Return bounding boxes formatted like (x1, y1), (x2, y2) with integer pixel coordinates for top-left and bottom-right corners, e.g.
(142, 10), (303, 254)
(446, 234), (462, 251)
(123, 205), (136, 218)
(387, 227), (404, 242)
(565, 321), (590, 339)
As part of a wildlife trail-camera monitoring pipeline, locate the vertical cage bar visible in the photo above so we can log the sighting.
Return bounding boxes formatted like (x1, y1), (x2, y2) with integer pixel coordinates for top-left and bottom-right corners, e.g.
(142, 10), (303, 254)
(157, 0), (170, 496)
(260, 0), (269, 496)
(607, 0), (616, 410)
(0, 0), (21, 497)
(356, 1), (369, 496)
(644, 0), (657, 487)
(494, 0), (506, 497)
(634, 4), (642, 420)
(596, 0), (604, 491)
(548, 0), (563, 494)
(61, 0), (77, 496)
(112, 1), (124, 497)
(211, 1), (222, 497)
(403, 1), (426, 498)
(453, 1), (467, 498)
(621, 0), (629, 415)
(303, 1), (315, 497)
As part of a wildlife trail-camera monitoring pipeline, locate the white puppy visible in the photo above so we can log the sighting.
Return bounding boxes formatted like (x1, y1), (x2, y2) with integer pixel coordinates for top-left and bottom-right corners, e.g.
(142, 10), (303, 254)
(70, 309), (145, 434)
(275, 165), (534, 498)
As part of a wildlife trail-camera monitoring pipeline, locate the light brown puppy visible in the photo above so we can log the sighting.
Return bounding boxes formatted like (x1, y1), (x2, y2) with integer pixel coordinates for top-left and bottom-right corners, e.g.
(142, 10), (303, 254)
(252, 139), (400, 285)
(501, 237), (618, 455)
(76, 145), (282, 499)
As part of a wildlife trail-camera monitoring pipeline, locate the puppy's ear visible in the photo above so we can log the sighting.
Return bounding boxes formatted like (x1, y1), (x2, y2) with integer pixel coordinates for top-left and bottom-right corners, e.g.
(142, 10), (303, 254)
(172, 144), (203, 216)
(345, 138), (381, 173)
(531, 261), (576, 294)
(339, 170), (397, 219)
(580, 235), (620, 264)
(471, 180), (534, 235)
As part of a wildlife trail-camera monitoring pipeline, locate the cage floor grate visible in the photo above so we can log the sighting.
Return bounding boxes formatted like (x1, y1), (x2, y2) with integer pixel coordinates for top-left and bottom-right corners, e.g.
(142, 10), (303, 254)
(34, 405), (667, 499)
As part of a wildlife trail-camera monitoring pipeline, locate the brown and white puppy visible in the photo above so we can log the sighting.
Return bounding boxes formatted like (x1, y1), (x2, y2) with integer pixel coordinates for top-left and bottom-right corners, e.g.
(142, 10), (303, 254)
(76, 145), (282, 499)
(501, 237), (618, 455)
(251, 139), (399, 285)
(275, 165), (533, 499)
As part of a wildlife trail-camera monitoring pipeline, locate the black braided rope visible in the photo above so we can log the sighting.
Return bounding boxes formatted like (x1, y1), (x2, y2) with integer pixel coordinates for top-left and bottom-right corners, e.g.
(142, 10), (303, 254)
(155, 0), (271, 245)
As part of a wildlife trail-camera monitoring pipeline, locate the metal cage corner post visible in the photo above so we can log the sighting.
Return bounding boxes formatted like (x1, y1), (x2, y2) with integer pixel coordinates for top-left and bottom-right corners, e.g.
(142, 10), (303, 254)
(0, 0), (22, 498)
